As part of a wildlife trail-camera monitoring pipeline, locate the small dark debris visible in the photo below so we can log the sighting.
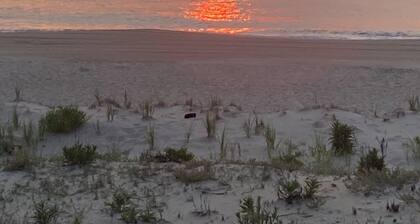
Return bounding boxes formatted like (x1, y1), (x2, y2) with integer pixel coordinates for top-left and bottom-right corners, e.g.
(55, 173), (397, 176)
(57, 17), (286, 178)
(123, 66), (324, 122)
(184, 113), (196, 119)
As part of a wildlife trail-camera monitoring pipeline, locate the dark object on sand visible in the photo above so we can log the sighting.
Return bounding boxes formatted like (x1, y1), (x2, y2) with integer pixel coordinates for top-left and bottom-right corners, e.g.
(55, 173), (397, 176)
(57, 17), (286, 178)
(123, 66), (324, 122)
(184, 113), (196, 119)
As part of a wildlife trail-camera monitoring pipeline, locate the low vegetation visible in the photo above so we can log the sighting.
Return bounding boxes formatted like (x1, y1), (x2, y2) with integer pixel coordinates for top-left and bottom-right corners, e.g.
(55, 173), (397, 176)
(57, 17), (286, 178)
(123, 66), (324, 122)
(236, 196), (282, 224)
(308, 134), (338, 175)
(348, 167), (419, 193)
(106, 189), (132, 214)
(174, 164), (215, 184)
(141, 100), (154, 120)
(357, 148), (386, 173)
(40, 106), (87, 133)
(263, 125), (280, 159)
(242, 116), (253, 138)
(140, 147), (195, 163)
(404, 136), (420, 161)
(32, 200), (60, 224)
(145, 124), (156, 151)
(329, 117), (355, 155)
(277, 176), (321, 204)
(270, 139), (304, 171)
(63, 143), (97, 166)
(5, 148), (36, 171)
(408, 95), (420, 112)
(204, 111), (217, 138)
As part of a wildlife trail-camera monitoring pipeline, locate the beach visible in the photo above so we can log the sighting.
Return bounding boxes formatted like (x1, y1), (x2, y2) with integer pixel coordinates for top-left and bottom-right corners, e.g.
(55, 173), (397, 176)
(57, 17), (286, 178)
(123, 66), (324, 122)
(1, 30), (420, 112)
(1, 30), (420, 223)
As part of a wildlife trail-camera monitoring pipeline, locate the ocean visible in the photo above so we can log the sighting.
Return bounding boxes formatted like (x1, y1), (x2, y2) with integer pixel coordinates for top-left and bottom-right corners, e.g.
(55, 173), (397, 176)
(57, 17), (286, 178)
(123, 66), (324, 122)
(1, 0), (420, 40)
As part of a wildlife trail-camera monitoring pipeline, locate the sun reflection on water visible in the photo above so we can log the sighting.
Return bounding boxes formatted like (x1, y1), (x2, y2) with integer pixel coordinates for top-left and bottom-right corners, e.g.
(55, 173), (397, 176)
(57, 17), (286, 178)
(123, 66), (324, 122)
(184, 0), (252, 34)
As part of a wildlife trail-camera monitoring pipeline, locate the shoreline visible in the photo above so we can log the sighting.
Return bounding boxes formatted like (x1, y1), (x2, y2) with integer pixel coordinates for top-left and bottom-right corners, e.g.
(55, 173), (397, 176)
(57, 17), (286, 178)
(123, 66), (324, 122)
(2, 28), (420, 40)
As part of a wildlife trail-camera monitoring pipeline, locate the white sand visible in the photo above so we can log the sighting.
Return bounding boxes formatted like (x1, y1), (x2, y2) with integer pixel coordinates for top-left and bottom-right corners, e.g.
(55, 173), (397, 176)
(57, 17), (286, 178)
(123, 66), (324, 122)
(1, 30), (420, 223)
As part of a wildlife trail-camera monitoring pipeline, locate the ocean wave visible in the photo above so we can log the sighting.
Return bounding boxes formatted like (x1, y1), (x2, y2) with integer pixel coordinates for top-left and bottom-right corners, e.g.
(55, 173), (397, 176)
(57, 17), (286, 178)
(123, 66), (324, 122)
(249, 29), (420, 40)
(2, 28), (420, 40)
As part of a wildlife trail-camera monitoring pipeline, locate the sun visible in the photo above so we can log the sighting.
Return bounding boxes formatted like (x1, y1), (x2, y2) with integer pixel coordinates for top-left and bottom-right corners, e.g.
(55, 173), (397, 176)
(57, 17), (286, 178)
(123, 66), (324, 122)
(184, 0), (251, 22)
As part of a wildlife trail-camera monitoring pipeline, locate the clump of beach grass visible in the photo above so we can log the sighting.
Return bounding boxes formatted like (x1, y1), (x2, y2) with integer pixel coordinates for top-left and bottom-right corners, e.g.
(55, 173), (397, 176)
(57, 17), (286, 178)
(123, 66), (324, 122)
(5, 147), (36, 171)
(23, 120), (36, 146)
(93, 88), (102, 106)
(12, 106), (20, 130)
(184, 123), (193, 145)
(263, 125), (280, 159)
(209, 96), (222, 109)
(32, 200), (60, 224)
(41, 106), (87, 133)
(14, 85), (23, 102)
(253, 112), (265, 135)
(408, 95), (420, 112)
(242, 116), (253, 138)
(174, 164), (215, 184)
(404, 136), (420, 161)
(357, 148), (386, 174)
(219, 128), (227, 160)
(236, 196), (282, 224)
(277, 176), (322, 205)
(123, 89), (132, 109)
(141, 100), (155, 120)
(204, 111), (217, 138)
(0, 126), (15, 154)
(270, 139), (304, 171)
(308, 134), (337, 175)
(106, 104), (115, 121)
(62, 143), (97, 166)
(106, 188), (132, 214)
(348, 167), (419, 193)
(145, 124), (156, 151)
(329, 117), (355, 155)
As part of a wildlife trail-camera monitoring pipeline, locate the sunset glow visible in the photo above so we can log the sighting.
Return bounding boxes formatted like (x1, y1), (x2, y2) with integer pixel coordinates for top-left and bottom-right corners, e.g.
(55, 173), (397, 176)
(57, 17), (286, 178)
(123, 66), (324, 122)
(184, 0), (251, 34)
(184, 0), (250, 22)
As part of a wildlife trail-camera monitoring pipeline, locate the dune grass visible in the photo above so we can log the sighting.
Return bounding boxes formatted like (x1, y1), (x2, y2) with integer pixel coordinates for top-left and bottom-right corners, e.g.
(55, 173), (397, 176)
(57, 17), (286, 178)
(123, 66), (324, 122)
(329, 117), (355, 155)
(41, 106), (87, 133)
(204, 111), (217, 138)
(63, 143), (97, 166)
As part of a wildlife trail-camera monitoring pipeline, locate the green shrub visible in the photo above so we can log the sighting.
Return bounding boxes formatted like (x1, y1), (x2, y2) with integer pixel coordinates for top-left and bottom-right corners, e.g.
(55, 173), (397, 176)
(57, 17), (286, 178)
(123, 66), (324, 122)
(145, 124), (156, 151)
(121, 206), (139, 224)
(32, 200), (59, 224)
(263, 125), (280, 159)
(140, 147), (195, 163)
(308, 134), (336, 175)
(278, 177), (321, 204)
(165, 147), (195, 163)
(141, 101), (154, 120)
(349, 168), (419, 193)
(242, 116), (253, 138)
(139, 209), (156, 223)
(358, 148), (386, 173)
(409, 95), (420, 112)
(236, 196), (282, 224)
(329, 117), (355, 155)
(5, 148), (36, 171)
(204, 111), (217, 138)
(404, 136), (420, 160)
(42, 106), (87, 133)
(277, 178), (303, 204)
(106, 189), (132, 214)
(174, 165), (214, 184)
(270, 139), (303, 171)
(63, 143), (97, 166)
(0, 126), (14, 155)
(303, 177), (321, 199)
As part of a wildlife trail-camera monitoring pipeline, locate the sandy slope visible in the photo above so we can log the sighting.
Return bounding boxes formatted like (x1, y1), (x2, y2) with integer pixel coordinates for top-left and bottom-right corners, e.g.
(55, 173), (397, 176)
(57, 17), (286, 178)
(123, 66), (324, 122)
(1, 101), (420, 223)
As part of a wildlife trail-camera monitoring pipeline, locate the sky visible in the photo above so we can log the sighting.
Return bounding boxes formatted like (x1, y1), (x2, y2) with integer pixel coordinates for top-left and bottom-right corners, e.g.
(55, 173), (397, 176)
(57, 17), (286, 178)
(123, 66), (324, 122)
(1, 0), (420, 34)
